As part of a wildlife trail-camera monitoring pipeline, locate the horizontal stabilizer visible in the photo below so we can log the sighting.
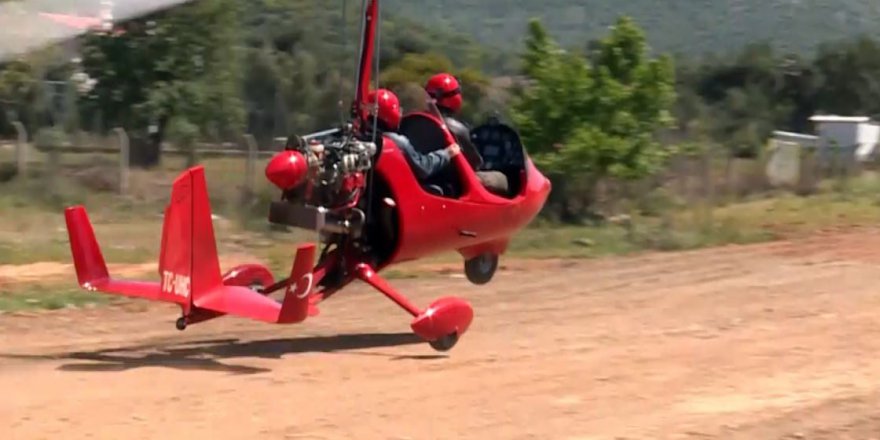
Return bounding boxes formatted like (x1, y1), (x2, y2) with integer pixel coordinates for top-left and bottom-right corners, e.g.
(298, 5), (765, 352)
(193, 244), (316, 324)
(65, 206), (173, 303)
(192, 285), (289, 323)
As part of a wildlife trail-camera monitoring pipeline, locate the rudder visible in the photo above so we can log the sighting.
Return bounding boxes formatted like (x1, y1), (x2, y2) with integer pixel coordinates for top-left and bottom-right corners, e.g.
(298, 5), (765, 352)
(65, 206), (110, 287)
(277, 243), (317, 324)
(157, 166), (223, 303)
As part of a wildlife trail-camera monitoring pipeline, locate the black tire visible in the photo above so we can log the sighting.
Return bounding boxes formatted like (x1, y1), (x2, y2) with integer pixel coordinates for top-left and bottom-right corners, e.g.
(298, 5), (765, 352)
(248, 280), (266, 294)
(175, 317), (187, 331)
(464, 253), (498, 285)
(429, 333), (459, 352)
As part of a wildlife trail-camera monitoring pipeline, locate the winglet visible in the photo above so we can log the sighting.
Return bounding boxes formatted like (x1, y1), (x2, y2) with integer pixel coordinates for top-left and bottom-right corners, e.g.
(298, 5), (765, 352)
(65, 205), (110, 288)
(277, 243), (317, 324)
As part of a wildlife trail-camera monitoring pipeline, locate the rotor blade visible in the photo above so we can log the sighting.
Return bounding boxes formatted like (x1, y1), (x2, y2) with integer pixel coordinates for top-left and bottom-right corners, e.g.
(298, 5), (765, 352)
(0, 0), (196, 61)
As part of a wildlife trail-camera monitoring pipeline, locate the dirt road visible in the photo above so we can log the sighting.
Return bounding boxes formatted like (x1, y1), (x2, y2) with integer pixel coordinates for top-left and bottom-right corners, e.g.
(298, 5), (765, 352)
(3, 230), (880, 439)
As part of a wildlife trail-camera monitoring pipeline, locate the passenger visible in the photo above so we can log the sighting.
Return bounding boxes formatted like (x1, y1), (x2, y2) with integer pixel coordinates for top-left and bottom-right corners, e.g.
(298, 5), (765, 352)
(365, 88), (461, 181)
(425, 73), (509, 196)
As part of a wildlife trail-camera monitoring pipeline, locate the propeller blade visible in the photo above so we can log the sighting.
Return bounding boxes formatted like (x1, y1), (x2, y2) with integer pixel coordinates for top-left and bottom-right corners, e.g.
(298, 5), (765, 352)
(0, 0), (196, 61)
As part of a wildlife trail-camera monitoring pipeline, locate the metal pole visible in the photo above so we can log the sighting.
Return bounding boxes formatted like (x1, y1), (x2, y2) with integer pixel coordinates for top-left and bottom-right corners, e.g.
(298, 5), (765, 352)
(114, 127), (129, 195)
(243, 133), (257, 203)
(12, 121), (26, 178)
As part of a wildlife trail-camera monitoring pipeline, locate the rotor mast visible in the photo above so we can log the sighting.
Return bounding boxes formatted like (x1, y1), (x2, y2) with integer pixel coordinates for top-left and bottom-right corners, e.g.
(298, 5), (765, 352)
(352, 0), (378, 133)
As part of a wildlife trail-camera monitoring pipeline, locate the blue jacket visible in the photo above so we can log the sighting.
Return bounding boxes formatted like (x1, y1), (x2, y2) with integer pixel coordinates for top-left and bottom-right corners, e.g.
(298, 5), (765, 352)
(384, 131), (451, 180)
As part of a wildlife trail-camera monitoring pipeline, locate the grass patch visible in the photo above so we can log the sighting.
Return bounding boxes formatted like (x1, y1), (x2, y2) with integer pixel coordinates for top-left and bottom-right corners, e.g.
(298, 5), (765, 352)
(4, 153), (880, 271)
(0, 284), (121, 312)
(3, 179), (878, 266)
(4, 172), (880, 311)
(508, 175), (880, 258)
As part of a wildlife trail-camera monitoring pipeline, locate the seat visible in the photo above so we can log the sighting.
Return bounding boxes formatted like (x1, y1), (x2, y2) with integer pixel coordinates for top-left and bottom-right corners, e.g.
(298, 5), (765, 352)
(399, 113), (449, 154)
(424, 184), (445, 196)
(476, 170), (509, 197)
(399, 112), (509, 197)
(470, 118), (527, 197)
(398, 113), (461, 197)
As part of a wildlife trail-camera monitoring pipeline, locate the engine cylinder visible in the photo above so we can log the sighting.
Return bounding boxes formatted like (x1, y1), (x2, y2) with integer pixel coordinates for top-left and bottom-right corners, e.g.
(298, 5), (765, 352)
(265, 150), (308, 190)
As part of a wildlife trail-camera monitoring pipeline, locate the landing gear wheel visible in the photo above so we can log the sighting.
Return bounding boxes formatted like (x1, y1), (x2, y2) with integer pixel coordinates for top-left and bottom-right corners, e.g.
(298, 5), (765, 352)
(429, 332), (459, 352)
(464, 253), (498, 285)
(175, 317), (187, 331)
(249, 281), (265, 294)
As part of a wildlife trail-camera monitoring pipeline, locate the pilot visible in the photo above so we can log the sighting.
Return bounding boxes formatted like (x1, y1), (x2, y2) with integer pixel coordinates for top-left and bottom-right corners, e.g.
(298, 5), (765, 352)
(365, 88), (461, 181)
(424, 73), (509, 196)
(423, 73), (476, 163)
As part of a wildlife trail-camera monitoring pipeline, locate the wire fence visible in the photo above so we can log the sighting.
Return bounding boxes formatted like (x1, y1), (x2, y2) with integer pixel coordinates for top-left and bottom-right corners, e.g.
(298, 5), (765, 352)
(0, 120), (872, 228)
(0, 123), (293, 204)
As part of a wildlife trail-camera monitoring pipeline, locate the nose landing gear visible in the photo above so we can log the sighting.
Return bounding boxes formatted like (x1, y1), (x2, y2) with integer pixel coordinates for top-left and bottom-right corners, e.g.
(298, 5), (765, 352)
(464, 253), (498, 285)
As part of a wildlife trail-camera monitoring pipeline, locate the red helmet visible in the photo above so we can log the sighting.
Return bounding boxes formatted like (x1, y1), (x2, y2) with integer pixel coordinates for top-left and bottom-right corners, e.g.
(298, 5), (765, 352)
(425, 73), (462, 114)
(365, 88), (401, 130)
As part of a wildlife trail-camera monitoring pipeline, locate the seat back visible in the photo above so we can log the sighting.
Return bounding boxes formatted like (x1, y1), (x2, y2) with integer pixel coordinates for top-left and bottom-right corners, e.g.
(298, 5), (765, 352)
(397, 112), (462, 197)
(398, 112), (447, 155)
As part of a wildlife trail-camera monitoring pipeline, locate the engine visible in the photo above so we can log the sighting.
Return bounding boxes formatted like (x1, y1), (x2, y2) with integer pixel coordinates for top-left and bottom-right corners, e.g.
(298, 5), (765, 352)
(266, 127), (378, 238)
(267, 130), (376, 207)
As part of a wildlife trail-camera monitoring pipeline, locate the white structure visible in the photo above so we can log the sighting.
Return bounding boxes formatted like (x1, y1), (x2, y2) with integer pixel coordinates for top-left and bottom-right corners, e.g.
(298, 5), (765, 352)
(765, 138), (803, 187)
(766, 115), (880, 189)
(808, 115), (880, 161)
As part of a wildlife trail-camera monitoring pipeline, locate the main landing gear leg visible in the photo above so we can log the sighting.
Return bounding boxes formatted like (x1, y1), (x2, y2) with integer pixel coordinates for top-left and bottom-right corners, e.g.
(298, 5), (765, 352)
(355, 264), (474, 352)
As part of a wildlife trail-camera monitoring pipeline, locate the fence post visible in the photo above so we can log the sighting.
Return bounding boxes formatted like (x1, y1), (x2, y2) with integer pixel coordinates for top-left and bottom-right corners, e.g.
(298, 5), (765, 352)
(242, 133), (257, 204)
(114, 127), (129, 195)
(46, 146), (60, 193)
(701, 145), (714, 230)
(841, 144), (851, 193)
(12, 121), (27, 178)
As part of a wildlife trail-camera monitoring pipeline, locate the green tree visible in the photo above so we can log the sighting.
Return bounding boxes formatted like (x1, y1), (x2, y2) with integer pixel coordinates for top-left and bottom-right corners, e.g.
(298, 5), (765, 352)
(813, 37), (880, 119)
(511, 17), (676, 220)
(0, 60), (40, 134)
(675, 43), (819, 157)
(78, 0), (244, 167)
(0, 45), (76, 137)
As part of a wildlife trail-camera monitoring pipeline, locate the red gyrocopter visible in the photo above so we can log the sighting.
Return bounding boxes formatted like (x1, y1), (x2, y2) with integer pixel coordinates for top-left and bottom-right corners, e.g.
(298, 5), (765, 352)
(64, 0), (551, 351)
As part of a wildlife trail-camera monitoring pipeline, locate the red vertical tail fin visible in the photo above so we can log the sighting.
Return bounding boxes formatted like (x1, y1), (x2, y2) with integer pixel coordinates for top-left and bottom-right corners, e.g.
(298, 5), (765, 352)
(277, 243), (317, 324)
(66, 206), (110, 288)
(157, 166), (223, 303)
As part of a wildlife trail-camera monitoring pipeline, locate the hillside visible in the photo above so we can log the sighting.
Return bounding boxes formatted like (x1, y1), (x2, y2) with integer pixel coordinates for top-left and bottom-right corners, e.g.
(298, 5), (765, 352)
(386, 0), (880, 56)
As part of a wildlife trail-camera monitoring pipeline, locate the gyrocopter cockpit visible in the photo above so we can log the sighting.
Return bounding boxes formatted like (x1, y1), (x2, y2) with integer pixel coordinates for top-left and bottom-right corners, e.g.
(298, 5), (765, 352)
(397, 113), (526, 199)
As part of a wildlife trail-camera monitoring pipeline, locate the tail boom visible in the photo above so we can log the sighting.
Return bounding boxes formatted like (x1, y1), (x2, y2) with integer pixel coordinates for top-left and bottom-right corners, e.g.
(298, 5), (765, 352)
(193, 243), (317, 324)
